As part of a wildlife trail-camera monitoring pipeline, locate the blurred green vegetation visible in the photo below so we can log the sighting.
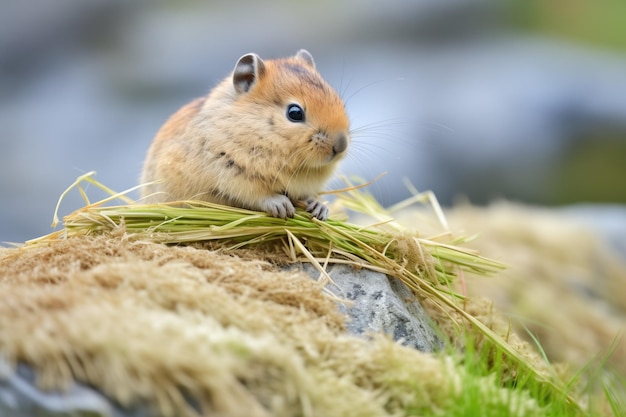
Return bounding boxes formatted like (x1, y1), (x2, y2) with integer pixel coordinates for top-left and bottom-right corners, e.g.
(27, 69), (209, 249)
(508, 0), (626, 204)
(552, 135), (626, 204)
(508, 0), (626, 52)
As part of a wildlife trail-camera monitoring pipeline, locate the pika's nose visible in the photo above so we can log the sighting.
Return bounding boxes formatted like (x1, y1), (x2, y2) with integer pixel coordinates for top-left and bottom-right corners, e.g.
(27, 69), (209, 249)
(333, 133), (348, 155)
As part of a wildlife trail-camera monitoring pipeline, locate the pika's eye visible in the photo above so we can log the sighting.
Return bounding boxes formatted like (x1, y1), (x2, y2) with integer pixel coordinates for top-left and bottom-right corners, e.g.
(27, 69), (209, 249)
(286, 104), (305, 122)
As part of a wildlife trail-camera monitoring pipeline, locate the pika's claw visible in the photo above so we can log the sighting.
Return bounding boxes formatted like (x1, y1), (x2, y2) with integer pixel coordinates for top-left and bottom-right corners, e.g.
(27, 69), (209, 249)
(261, 195), (295, 219)
(305, 197), (329, 221)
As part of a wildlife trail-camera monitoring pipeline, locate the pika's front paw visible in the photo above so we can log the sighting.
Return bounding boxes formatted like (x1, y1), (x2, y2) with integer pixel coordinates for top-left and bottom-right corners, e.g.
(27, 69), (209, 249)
(261, 195), (296, 219)
(304, 197), (329, 221)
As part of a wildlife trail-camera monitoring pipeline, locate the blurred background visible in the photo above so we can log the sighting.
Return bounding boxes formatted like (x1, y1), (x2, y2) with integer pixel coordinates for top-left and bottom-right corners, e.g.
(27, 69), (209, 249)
(1, 0), (626, 243)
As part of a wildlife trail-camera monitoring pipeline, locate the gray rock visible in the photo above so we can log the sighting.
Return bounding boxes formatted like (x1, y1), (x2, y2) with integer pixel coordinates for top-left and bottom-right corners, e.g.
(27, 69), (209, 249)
(296, 263), (443, 352)
(0, 359), (161, 417)
(0, 359), (110, 417)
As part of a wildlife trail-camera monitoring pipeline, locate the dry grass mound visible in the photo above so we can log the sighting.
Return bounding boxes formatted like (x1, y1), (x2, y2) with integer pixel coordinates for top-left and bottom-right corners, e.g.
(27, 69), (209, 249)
(3, 174), (612, 415)
(0, 234), (540, 417)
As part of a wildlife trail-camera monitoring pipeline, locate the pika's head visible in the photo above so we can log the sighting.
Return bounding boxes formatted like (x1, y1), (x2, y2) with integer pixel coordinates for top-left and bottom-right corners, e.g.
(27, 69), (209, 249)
(230, 49), (350, 170)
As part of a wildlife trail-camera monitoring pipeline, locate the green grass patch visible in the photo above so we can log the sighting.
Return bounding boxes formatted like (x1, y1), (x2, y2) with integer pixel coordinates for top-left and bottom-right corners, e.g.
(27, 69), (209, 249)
(507, 0), (626, 52)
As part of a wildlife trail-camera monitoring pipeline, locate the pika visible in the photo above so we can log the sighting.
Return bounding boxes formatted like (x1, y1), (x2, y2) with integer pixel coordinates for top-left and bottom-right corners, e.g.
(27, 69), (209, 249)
(140, 49), (349, 221)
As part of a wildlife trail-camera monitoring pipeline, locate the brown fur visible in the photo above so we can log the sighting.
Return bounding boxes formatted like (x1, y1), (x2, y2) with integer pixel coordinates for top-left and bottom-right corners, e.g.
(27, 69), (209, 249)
(140, 50), (350, 220)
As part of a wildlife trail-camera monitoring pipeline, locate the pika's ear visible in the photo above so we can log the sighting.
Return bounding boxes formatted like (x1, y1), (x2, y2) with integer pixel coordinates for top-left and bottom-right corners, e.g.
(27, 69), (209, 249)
(233, 53), (266, 94)
(295, 49), (315, 68)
